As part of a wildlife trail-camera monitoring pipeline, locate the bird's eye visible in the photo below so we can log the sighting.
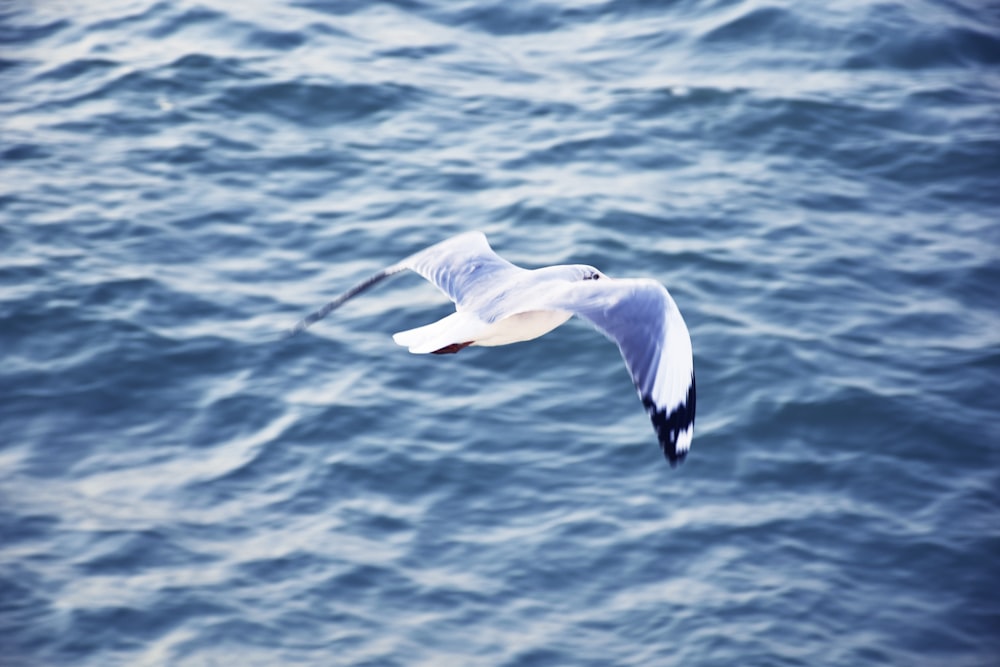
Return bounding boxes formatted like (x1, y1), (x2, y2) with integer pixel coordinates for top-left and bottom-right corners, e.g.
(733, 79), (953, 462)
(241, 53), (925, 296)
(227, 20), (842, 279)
(590, 273), (600, 280)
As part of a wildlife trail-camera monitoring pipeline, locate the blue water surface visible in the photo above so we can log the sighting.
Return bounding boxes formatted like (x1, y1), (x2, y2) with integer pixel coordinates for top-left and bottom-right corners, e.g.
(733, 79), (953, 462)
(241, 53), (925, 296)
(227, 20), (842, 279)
(2, 1), (999, 665)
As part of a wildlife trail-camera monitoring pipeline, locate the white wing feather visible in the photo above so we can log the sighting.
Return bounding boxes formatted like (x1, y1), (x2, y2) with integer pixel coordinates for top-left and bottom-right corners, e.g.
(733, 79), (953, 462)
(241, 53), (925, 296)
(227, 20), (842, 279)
(525, 279), (696, 465)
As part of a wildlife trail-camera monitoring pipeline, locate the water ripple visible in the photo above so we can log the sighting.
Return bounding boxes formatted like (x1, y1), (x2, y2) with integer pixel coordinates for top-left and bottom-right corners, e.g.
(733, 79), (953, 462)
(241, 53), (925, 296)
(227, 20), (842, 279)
(1, 0), (999, 665)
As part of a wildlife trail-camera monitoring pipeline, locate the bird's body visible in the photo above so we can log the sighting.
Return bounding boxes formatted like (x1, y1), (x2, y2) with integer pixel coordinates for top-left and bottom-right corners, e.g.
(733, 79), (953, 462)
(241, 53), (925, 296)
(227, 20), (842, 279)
(394, 308), (573, 352)
(288, 231), (696, 465)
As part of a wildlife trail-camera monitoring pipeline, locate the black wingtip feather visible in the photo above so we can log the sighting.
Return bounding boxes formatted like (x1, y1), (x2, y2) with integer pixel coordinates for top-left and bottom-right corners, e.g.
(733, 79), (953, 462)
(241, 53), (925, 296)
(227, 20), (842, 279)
(642, 374), (696, 466)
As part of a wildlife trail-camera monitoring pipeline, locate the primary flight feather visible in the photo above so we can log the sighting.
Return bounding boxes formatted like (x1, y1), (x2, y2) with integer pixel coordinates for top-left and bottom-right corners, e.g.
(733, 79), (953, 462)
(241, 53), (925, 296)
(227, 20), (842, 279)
(287, 231), (696, 466)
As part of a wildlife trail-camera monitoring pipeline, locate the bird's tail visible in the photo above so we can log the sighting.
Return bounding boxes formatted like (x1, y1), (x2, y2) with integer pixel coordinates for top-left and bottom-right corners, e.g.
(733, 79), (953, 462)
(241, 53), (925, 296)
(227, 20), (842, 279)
(392, 311), (482, 354)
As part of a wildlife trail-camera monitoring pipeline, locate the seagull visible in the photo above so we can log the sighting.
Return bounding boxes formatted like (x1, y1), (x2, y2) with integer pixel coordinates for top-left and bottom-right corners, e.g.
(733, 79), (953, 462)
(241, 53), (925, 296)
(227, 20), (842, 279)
(287, 231), (696, 466)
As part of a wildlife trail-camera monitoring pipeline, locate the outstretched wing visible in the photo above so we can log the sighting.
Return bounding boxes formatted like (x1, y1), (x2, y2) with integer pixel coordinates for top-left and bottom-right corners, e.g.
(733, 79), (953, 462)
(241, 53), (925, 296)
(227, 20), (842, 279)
(399, 231), (525, 311)
(540, 279), (696, 465)
(285, 231), (522, 337)
(284, 266), (405, 338)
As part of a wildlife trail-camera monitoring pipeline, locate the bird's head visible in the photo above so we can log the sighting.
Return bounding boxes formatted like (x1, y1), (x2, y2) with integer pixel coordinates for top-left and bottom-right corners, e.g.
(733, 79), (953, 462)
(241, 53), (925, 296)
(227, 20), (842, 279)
(530, 264), (610, 287)
(569, 264), (609, 282)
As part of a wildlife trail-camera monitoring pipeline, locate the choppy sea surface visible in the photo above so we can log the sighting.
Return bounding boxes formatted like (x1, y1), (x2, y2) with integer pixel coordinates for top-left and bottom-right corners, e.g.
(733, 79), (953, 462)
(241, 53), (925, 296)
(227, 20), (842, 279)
(3, 1), (999, 665)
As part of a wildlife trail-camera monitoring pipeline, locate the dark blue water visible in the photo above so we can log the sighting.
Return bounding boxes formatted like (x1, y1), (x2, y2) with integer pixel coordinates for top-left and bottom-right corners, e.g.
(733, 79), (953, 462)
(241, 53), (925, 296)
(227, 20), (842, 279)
(3, 1), (999, 665)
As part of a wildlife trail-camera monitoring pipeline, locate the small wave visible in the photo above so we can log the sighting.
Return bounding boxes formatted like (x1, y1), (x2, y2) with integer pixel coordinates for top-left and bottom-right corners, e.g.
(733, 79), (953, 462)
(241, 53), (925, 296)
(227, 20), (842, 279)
(217, 81), (423, 126)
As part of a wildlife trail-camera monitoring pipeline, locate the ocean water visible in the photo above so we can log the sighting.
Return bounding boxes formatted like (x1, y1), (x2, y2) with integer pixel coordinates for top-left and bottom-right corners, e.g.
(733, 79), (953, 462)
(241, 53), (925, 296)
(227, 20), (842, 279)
(2, 0), (999, 665)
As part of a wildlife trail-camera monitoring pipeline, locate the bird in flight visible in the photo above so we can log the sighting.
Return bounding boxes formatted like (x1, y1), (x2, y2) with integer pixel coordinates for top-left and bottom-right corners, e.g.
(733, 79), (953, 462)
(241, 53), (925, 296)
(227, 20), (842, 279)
(287, 231), (696, 466)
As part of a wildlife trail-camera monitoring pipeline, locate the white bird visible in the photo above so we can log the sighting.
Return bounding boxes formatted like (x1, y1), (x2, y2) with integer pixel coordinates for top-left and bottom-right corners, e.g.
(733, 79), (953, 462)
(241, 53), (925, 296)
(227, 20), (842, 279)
(287, 231), (696, 466)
